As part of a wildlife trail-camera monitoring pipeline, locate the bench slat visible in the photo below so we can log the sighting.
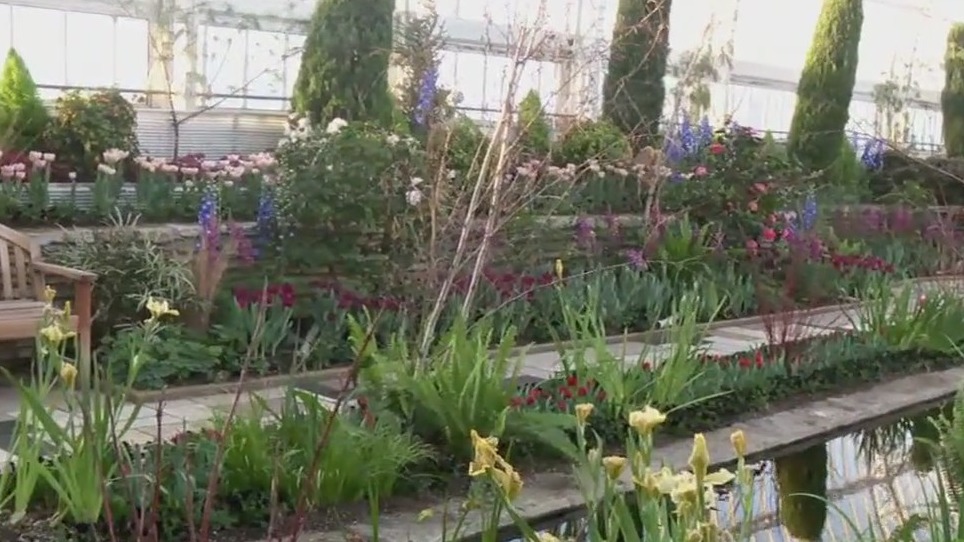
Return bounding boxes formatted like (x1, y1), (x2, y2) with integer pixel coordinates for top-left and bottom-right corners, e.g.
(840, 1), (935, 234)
(0, 240), (10, 299)
(12, 247), (27, 298)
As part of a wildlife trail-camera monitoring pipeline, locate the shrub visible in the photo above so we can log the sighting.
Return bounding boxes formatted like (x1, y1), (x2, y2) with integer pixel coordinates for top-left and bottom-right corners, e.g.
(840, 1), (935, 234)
(602, 0), (672, 148)
(441, 115), (489, 175)
(0, 48), (49, 150)
(786, 0), (864, 173)
(554, 118), (632, 165)
(275, 120), (425, 283)
(359, 319), (576, 461)
(868, 150), (964, 204)
(292, 0), (395, 127)
(942, 23), (964, 158)
(45, 213), (196, 340)
(517, 90), (551, 157)
(45, 89), (138, 180)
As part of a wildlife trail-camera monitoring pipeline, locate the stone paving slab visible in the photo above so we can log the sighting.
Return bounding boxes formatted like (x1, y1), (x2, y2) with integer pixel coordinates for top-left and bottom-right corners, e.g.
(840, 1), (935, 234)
(325, 366), (964, 542)
(712, 326), (770, 341)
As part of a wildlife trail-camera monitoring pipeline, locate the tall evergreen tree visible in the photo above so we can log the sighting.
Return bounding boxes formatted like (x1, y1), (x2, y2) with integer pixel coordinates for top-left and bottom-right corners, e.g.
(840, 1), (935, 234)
(292, 0), (395, 127)
(602, 0), (672, 148)
(0, 48), (49, 149)
(942, 23), (964, 158)
(786, 0), (864, 173)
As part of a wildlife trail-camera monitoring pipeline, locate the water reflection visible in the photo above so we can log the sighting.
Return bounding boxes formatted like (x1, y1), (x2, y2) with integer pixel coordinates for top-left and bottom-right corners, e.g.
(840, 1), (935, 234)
(501, 406), (951, 542)
(716, 407), (949, 541)
(774, 445), (828, 540)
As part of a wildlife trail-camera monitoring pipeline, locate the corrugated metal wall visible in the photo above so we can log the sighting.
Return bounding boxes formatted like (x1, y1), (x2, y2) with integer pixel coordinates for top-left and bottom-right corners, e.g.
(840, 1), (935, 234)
(135, 107), (288, 159)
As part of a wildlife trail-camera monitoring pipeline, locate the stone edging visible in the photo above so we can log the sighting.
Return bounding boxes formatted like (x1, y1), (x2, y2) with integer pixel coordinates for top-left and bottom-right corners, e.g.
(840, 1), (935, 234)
(125, 366), (351, 404)
(23, 222), (257, 248)
(128, 274), (963, 404)
(300, 366), (964, 542)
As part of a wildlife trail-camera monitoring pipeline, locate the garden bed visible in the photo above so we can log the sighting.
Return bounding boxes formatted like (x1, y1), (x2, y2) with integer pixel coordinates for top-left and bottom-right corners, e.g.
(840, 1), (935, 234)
(16, 323), (964, 542)
(123, 301), (859, 404)
(125, 272), (959, 403)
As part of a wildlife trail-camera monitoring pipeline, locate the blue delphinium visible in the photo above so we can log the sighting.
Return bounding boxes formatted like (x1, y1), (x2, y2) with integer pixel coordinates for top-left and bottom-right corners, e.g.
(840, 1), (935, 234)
(254, 187), (276, 259)
(679, 116), (696, 155)
(800, 192), (818, 231)
(698, 116), (713, 148)
(663, 137), (684, 164)
(196, 188), (219, 254)
(413, 65), (439, 126)
(859, 138), (885, 171)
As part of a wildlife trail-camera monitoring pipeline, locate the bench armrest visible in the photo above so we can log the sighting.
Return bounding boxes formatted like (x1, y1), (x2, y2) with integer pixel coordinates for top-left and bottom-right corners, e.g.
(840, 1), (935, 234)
(31, 261), (97, 282)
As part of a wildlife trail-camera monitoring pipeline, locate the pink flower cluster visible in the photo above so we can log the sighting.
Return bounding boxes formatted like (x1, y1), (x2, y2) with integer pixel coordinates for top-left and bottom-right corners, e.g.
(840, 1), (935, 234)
(133, 152), (276, 180)
(0, 150), (55, 180)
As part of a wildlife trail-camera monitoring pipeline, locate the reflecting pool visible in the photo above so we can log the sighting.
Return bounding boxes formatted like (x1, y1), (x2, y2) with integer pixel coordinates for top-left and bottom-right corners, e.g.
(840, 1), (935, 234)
(492, 405), (953, 542)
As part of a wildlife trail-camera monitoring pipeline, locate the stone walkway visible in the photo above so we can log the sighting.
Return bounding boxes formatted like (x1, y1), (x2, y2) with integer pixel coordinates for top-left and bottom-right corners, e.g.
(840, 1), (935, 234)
(0, 276), (956, 458)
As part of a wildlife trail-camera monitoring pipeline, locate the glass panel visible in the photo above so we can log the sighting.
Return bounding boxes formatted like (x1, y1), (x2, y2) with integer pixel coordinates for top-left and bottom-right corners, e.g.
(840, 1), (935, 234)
(857, 3), (917, 83)
(283, 34), (306, 99)
(12, 6), (66, 97)
(451, 52), (486, 114)
(732, 0), (818, 74)
(245, 29), (288, 102)
(170, 22), (189, 104)
(481, 54), (510, 113)
(115, 17), (149, 91)
(0, 5), (11, 55)
(668, 0), (714, 54)
(65, 12), (115, 88)
(200, 25), (246, 102)
(515, 60), (558, 113)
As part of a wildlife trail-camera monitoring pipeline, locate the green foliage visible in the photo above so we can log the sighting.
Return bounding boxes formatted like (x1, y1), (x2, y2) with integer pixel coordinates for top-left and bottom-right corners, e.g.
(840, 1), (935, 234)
(358, 317), (577, 462)
(869, 151), (964, 204)
(601, 0), (672, 147)
(554, 119), (632, 165)
(823, 139), (869, 202)
(855, 282), (964, 352)
(775, 444), (829, 540)
(102, 324), (222, 389)
(938, 391), (964, 501)
(786, 0), (864, 173)
(221, 391), (430, 507)
(648, 334), (961, 435)
(393, 9), (446, 126)
(517, 90), (551, 156)
(275, 121), (425, 282)
(441, 115), (489, 176)
(661, 125), (808, 240)
(292, 0), (395, 127)
(942, 24), (964, 158)
(45, 90), (138, 179)
(109, 391), (430, 535)
(45, 214), (195, 340)
(0, 48), (49, 150)
(909, 414), (941, 472)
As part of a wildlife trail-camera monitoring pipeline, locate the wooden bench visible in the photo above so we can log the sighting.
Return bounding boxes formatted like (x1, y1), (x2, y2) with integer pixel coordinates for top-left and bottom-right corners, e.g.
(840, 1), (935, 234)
(0, 223), (95, 372)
